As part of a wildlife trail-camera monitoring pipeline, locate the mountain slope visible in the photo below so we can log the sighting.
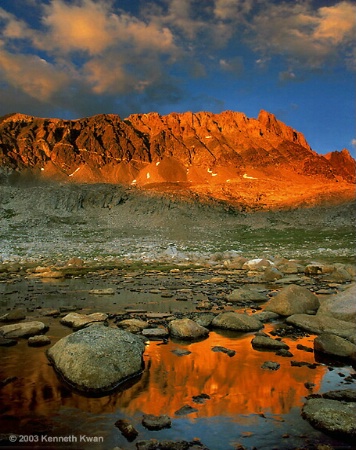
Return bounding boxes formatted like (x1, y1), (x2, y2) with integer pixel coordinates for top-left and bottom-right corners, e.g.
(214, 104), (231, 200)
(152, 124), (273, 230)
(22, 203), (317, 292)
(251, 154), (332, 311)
(0, 110), (354, 209)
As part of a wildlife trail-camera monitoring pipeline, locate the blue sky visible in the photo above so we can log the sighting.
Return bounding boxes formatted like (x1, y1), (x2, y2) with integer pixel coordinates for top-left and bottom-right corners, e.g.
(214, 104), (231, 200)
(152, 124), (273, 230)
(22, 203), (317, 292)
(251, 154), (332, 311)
(0, 0), (355, 156)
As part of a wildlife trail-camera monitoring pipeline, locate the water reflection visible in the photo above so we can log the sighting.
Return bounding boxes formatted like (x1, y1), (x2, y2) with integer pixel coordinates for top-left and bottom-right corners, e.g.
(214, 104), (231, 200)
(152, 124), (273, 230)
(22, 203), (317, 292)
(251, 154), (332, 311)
(1, 328), (325, 433)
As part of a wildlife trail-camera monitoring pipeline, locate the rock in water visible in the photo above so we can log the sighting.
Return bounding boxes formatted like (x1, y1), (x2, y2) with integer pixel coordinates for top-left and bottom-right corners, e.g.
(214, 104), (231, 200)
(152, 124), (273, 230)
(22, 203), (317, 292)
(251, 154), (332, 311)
(168, 318), (209, 340)
(265, 284), (319, 316)
(211, 312), (263, 332)
(302, 397), (356, 438)
(47, 325), (145, 393)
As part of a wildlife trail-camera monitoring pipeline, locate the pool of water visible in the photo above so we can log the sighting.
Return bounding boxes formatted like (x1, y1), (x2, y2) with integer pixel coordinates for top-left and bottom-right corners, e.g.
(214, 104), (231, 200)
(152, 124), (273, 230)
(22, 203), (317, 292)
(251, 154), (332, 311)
(1, 275), (355, 449)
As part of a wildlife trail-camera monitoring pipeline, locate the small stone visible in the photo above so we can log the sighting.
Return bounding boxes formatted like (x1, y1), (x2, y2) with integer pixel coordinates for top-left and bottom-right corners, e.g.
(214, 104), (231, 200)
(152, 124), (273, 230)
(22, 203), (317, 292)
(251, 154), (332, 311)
(174, 405), (198, 416)
(28, 335), (51, 347)
(261, 361), (280, 371)
(142, 414), (171, 430)
(114, 419), (138, 442)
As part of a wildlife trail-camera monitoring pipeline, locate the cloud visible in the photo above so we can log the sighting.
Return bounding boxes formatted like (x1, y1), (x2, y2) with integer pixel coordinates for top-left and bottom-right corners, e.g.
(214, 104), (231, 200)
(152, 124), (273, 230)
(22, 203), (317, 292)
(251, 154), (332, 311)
(351, 139), (356, 149)
(0, 49), (69, 100)
(248, 1), (356, 70)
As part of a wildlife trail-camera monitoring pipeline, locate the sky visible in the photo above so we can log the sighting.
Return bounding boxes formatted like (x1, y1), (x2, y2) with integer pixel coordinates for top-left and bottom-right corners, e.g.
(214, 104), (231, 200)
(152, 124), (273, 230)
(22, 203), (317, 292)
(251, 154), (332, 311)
(0, 0), (355, 156)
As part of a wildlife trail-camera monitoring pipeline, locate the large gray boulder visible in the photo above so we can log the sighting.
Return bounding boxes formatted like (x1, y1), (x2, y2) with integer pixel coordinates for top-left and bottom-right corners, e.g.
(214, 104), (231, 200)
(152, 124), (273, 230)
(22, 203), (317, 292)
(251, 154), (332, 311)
(168, 318), (209, 340)
(317, 283), (356, 323)
(47, 325), (145, 393)
(286, 314), (356, 342)
(265, 284), (319, 316)
(0, 321), (48, 338)
(211, 312), (263, 332)
(302, 397), (356, 438)
(314, 333), (356, 360)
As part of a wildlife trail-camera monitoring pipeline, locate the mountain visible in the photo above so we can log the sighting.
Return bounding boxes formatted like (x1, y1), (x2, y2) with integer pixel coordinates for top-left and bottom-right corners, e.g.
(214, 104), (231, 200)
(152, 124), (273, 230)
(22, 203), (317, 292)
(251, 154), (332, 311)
(0, 110), (354, 209)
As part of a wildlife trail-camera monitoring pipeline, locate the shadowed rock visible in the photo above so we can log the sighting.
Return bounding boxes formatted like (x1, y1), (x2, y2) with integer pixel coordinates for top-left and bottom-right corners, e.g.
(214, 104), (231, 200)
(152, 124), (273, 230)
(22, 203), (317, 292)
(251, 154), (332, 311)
(47, 325), (145, 393)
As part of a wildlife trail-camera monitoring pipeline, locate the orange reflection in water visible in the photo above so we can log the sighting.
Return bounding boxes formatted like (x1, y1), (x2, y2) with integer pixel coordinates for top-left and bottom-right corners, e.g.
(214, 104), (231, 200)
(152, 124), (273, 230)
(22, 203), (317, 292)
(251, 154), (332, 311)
(122, 331), (325, 418)
(0, 328), (325, 432)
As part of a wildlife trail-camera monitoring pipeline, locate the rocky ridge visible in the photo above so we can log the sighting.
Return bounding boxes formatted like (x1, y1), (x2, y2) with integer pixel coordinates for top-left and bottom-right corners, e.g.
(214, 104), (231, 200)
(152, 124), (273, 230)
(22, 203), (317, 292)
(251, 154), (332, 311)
(0, 110), (355, 209)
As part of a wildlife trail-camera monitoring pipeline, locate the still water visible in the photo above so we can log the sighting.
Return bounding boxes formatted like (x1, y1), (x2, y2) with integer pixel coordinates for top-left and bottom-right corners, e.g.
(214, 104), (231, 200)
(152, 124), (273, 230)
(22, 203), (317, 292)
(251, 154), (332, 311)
(0, 274), (355, 449)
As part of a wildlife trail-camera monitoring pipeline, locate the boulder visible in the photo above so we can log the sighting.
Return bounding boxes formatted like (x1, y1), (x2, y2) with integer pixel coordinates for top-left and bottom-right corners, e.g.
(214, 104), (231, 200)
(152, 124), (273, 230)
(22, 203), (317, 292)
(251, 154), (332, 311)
(47, 325), (145, 393)
(211, 312), (263, 332)
(117, 319), (149, 333)
(60, 312), (108, 330)
(242, 258), (273, 271)
(286, 314), (356, 342)
(265, 284), (319, 316)
(0, 321), (48, 338)
(168, 318), (209, 340)
(0, 308), (26, 322)
(302, 397), (356, 438)
(263, 267), (283, 281)
(317, 283), (356, 323)
(227, 288), (268, 303)
(141, 328), (169, 340)
(314, 333), (356, 360)
(251, 335), (289, 350)
(323, 267), (353, 282)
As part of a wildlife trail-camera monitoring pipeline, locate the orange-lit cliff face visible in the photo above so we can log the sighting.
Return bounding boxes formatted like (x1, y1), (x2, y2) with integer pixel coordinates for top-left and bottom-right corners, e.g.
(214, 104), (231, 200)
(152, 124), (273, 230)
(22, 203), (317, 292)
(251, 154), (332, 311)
(0, 110), (355, 209)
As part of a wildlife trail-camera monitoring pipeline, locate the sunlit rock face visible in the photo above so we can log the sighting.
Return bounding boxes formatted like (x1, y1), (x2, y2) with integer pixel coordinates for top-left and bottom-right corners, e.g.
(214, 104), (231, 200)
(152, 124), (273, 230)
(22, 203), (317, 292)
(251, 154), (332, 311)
(0, 110), (355, 209)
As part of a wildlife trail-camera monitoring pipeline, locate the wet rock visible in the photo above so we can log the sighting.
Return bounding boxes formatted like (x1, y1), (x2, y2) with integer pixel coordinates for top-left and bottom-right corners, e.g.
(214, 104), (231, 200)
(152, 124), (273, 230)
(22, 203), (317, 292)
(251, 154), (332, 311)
(0, 376), (18, 387)
(275, 349), (293, 357)
(211, 346), (236, 357)
(60, 312), (108, 330)
(291, 361), (318, 369)
(314, 333), (356, 360)
(0, 308), (26, 322)
(35, 270), (65, 279)
(114, 419), (138, 442)
(47, 325), (145, 393)
(117, 319), (148, 333)
(265, 284), (319, 316)
(323, 266), (353, 282)
(251, 335), (289, 351)
(142, 328), (169, 340)
(317, 283), (356, 323)
(172, 348), (191, 357)
(89, 288), (115, 295)
(227, 287), (268, 303)
(168, 318), (209, 340)
(321, 389), (356, 402)
(192, 393), (210, 404)
(0, 336), (17, 346)
(174, 405), (198, 416)
(41, 309), (60, 317)
(28, 335), (51, 347)
(211, 312), (263, 332)
(276, 261), (301, 274)
(0, 321), (48, 338)
(296, 343), (314, 353)
(142, 414), (171, 430)
(136, 440), (206, 450)
(286, 314), (356, 342)
(302, 397), (356, 438)
(261, 361), (280, 370)
(304, 264), (333, 275)
(192, 313), (215, 328)
(263, 267), (283, 281)
(254, 311), (279, 322)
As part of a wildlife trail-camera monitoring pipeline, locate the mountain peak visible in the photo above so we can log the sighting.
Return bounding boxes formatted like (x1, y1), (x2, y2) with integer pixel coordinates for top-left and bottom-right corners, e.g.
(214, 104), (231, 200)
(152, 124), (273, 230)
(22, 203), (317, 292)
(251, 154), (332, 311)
(0, 109), (354, 209)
